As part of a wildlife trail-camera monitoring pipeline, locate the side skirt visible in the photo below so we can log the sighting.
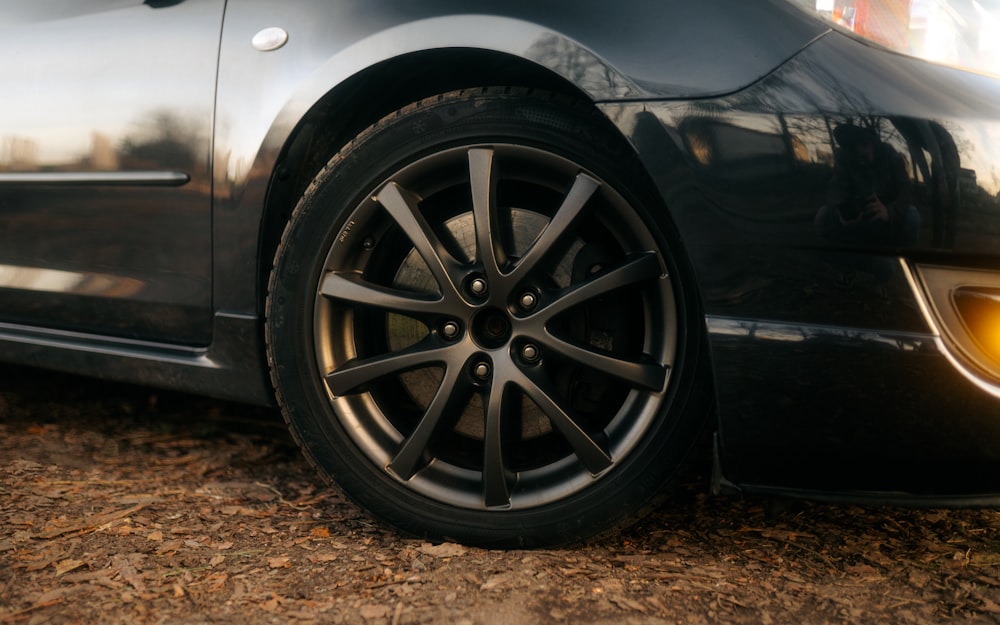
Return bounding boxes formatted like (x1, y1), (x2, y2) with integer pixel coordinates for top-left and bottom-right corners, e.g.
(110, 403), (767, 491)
(0, 312), (273, 405)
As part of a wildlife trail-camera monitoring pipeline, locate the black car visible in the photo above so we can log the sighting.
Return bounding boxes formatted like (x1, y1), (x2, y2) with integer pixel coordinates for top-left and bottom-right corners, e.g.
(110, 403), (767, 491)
(2, 0), (1000, 547)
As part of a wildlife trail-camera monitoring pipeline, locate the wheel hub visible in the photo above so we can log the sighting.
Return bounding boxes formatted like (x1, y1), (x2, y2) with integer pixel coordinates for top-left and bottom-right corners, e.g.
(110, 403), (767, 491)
(471, 307), (512, 349)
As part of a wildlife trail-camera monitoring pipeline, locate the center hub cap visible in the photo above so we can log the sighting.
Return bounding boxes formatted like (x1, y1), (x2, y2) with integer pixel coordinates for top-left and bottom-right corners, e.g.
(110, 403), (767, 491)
(472, 307), (512, 348)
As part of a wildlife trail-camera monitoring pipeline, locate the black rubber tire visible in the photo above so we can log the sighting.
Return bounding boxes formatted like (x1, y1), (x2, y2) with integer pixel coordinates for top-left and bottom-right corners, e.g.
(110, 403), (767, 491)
(266, 87), (709, 548)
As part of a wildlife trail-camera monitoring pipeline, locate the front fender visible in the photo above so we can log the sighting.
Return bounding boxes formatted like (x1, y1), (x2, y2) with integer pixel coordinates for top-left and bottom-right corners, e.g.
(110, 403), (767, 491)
(211, 0), (826, 313)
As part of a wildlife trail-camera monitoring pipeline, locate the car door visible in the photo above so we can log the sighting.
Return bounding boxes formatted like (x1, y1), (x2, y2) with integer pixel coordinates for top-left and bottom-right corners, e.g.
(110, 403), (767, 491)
(0, 0), (224, 345)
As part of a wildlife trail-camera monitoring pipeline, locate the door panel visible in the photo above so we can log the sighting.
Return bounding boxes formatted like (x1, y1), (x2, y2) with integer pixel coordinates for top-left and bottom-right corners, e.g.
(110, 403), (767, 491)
(0, 0), (224, 344)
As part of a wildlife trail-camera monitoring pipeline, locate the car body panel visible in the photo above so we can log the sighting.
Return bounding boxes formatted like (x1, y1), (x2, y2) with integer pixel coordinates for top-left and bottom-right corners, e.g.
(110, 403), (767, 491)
(0, 0), (224, 344)
(1, 1), (999, 505)
(602, 30), (1000, 495)
(0, 0), (820, 404)
(212, 0), (827, 314)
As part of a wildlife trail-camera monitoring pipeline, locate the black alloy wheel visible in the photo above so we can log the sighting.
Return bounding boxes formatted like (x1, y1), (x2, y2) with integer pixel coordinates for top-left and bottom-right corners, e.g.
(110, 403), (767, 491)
(267, 88), (709, 547)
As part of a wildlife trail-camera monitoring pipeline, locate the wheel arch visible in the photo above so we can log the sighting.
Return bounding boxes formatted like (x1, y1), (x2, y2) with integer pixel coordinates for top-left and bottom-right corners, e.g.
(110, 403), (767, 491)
(214, 5), (815, 322)
(254, 49), (630, 319)
(237, 35), (715, 429)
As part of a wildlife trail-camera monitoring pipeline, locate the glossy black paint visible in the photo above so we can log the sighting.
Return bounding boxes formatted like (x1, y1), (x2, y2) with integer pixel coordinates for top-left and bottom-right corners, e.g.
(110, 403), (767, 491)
(0, 0), (223, 344)
(2, 1), (1000, 502)
(707, 318), (1000, 495)
(212, 0), (827, 317)
(604, 29), (1000, 495)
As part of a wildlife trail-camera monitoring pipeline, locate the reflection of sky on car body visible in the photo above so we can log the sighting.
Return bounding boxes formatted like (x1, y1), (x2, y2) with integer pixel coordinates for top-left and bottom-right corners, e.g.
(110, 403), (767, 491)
(0, 264), (144, 298)
(0, 2), (220, 170)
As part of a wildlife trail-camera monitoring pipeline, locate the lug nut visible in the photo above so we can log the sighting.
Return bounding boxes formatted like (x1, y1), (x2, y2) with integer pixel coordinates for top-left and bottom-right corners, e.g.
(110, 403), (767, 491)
(518, 292), (537, 311)
(469, 277), (488, 297)
(441, 321), (460, 340)
(473, 362), (491, 380)
(520, 344), (540, 363)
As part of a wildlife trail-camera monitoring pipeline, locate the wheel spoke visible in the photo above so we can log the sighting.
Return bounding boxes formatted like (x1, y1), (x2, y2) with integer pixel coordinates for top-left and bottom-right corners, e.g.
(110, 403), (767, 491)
(537, 252), (662, 322)
(482, 381), (512, 508)
(537, 335), (669, 391)
(509, 173), (599, 283)
(469, 149), (507, 280)
(517, 372), (612, 475)
(376, 182), (463, 303)
(389, 361), (471, 480)
(319, 271), (444, 317)
(324, 336), (454, 396)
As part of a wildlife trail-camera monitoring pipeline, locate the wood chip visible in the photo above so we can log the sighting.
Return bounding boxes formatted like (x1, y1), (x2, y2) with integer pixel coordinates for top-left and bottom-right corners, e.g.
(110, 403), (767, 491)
(417, 542), (467, 558)
(54, 559), (85, 576)
(112, 554), (146, 593)
(38, 504), (145, 539)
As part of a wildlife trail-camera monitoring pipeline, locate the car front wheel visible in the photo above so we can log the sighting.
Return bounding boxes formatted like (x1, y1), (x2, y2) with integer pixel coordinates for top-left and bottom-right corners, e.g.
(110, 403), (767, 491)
(266, 88), (709, 547)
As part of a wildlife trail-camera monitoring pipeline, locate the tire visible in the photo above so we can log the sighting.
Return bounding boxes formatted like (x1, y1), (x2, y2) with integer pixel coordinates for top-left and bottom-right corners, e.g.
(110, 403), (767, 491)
(266, 88), (709, 547)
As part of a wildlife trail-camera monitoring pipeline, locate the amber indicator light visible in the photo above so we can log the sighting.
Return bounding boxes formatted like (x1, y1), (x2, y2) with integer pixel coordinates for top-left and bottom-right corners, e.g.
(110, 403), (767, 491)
(953, 288), (1000, 368)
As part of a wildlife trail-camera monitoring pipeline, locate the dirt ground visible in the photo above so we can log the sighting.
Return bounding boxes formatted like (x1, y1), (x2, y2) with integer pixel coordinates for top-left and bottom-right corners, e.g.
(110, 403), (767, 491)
(2, 364), (1000, 625)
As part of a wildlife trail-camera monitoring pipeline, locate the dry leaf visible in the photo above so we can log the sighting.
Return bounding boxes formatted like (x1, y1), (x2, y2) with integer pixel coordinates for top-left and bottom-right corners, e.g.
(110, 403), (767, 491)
(608, 595), (649, 613)
(559, 567), (591, 576)
(33, 585), (87, 606)
(982, 598), (1000, 615)
(38, 504), (144, 539)
(54, 559), (85, 576)
(268, 556), (292, 569)
(360, 604), (390, 619)
(311, 553), (338, 563)
(844, 563), (881, 578)
(112, 554), (146, 593)
(417, 542), (467, 558)
(155, 539), (184, 555)
(206, 573), (229, 591)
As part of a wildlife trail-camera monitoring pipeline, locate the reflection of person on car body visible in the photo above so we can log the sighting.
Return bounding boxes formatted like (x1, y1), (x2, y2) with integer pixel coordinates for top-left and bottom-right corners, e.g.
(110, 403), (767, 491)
(815, 123), (919, 246)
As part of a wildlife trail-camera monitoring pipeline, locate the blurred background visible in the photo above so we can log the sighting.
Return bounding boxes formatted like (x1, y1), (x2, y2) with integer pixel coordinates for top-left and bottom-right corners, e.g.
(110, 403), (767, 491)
(793, 0), (1000, 76)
